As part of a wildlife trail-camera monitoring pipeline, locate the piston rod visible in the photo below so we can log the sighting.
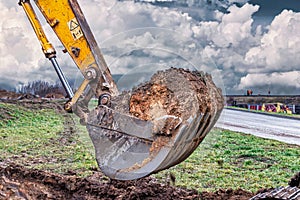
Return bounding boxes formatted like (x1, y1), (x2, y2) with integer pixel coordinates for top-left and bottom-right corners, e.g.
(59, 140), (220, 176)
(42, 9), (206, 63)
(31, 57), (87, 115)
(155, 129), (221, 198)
(49, 57), (74, 98)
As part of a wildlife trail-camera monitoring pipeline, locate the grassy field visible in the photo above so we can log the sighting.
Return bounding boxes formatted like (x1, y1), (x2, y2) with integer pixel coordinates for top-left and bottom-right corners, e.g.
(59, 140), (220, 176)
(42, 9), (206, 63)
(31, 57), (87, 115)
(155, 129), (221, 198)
(0, 102), (299, 192)
(0, 102), (97, 175)
(155, 129), (300, 192)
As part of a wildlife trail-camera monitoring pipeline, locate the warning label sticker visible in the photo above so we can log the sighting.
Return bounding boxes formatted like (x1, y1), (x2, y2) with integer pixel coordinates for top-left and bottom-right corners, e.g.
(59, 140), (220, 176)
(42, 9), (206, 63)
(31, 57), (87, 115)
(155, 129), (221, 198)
(68, 18), (83, 40)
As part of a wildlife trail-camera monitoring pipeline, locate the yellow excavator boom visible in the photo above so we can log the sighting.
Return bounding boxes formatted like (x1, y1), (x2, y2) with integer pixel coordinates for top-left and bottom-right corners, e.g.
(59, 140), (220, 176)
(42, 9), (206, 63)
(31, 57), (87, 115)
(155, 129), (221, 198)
(19, 0), (117, 120)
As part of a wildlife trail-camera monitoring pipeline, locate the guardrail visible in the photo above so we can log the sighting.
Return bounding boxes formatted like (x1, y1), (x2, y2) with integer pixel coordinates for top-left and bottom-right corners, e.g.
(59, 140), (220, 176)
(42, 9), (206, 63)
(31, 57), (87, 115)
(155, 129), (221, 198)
(229, 103), (300, 114)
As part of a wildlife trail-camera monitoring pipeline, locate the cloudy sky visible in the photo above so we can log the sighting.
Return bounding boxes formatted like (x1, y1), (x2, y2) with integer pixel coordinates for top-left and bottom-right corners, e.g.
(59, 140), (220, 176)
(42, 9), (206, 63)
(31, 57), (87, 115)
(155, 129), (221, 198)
(1, 0), (300, 95)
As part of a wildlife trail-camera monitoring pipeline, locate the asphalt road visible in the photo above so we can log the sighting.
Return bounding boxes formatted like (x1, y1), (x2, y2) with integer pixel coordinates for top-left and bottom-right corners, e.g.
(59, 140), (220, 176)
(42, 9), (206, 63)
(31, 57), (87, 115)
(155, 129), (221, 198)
(215, 109), (300, 146)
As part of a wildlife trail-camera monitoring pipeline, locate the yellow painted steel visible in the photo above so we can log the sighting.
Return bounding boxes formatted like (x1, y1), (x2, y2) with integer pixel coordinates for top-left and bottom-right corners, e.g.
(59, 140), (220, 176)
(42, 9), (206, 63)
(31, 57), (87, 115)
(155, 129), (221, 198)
(20, 0), (119, 113)
(34, 0), (93, 72)
(19, 0), (56, 58)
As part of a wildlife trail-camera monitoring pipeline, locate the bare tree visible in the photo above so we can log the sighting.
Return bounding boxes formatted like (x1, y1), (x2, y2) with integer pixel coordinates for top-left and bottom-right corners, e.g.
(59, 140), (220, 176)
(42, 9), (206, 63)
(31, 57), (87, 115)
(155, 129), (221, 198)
(19, 80), (67, 97)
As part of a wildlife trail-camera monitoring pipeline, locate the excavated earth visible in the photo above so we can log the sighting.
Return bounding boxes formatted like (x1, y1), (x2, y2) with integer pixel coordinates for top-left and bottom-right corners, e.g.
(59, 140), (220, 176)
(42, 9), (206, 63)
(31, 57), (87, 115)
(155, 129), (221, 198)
(0, 164), (255, 200)
(1, 68), (299, 199)
(0, 163), (299, 200)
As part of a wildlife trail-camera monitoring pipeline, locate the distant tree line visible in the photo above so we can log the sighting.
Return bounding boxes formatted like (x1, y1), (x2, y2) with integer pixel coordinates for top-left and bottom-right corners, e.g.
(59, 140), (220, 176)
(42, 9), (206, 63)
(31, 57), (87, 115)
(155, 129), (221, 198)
(18, 80), (68, 97)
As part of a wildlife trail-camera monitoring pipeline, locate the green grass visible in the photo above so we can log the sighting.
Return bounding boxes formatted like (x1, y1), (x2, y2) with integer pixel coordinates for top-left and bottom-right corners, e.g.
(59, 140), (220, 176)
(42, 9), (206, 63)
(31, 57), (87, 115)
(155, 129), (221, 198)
(155, 129), (300, 192)
(1, 102), (299, 192)
(0, 102), (96, 175)
(0, 103), (63, 154)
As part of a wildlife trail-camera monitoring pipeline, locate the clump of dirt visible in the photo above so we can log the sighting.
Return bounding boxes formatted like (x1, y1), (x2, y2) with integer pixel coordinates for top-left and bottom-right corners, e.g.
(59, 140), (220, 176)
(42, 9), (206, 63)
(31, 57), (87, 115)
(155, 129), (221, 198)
(289, 171), (300, 188)
(130, 83), (178, 120)
(129, 82), (181, 135)
(112, 68), (223, 136)
(177, 68), (212, 114)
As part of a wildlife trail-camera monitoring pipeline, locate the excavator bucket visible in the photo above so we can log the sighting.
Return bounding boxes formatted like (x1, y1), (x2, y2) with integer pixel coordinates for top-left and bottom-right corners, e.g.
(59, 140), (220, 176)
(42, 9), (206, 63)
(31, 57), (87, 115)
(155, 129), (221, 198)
(87, 68), (224, 180)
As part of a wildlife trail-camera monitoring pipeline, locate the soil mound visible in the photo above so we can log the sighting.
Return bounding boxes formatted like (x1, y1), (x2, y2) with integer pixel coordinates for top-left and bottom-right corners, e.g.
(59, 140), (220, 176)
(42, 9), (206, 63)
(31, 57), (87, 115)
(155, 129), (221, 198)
(0, 165), (200, 200)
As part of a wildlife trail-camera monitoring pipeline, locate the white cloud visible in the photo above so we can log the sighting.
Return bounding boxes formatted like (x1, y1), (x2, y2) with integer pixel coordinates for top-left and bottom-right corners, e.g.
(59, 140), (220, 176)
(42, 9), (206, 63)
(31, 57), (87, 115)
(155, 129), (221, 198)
(192, 5), (300, 94)
(245, 10), (300, 73)
(0, 2), (46, 88)
(238, 71), (300, 93)
(0, 0), (299, 95)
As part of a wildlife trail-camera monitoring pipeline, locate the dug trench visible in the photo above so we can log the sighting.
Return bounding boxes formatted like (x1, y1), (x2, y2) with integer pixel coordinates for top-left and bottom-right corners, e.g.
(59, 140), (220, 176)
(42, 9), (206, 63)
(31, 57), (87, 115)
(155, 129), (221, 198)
(0, 68), (299, 199)
(0, 163), (299, 200)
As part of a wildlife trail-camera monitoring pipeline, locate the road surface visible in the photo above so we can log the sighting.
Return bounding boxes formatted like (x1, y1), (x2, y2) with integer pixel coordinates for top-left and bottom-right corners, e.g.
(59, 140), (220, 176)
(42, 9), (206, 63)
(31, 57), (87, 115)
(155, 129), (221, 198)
(215, 109), (300, 146)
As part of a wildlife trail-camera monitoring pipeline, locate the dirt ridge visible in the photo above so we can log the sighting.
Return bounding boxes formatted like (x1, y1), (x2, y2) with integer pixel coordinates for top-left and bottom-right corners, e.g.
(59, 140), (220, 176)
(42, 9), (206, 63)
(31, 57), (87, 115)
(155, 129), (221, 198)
(0, 164), (200, 200)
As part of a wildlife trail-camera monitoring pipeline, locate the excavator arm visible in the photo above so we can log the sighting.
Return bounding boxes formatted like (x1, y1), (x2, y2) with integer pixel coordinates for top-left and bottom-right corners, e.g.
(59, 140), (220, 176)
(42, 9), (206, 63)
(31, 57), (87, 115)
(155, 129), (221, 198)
(19, 0), (224, 180)
(19, 0), (117, 123)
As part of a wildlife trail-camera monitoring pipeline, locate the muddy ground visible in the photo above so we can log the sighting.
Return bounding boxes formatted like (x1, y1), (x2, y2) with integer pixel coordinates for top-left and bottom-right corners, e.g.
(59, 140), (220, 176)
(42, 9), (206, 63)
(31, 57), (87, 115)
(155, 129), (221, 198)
(0, 164), (254, 200)
(1, 163), (299, 200)
(0, 91), (299, 199)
